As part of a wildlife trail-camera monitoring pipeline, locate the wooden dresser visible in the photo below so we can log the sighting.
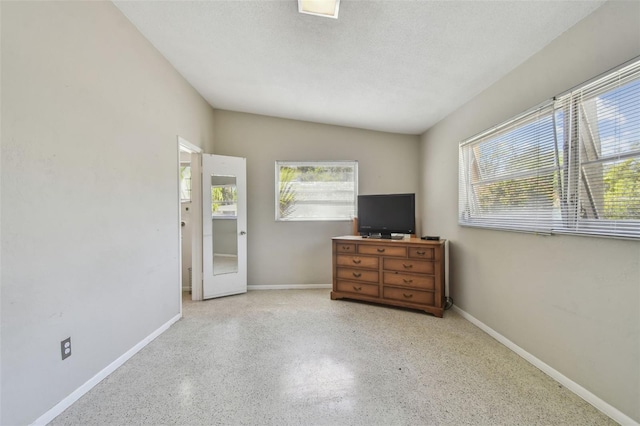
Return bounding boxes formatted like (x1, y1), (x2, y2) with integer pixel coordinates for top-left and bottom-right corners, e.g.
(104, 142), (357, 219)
(331, 236), (446, 317)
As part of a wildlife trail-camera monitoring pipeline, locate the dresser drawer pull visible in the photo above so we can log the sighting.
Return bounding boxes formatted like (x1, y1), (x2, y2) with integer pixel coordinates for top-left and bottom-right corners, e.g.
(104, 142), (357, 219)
(342, 245), (351, 251)
(353, 286), (362, 292)
(352, 272), (362, 278)
(352, 259), (361, 264)
(403, 293), (413, 299)
(403, 263), (413, 269)
(416, 250), (426, 255)
(403, 278), (413, 284)
(377, 248), (385, 253)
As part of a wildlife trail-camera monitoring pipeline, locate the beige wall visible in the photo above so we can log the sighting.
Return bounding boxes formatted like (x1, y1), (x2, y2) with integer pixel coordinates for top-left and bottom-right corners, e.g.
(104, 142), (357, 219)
(0, 2), (215, 424)
(3, 0), (637, 424)
(420, 1), (640, 422)
(213, 110), (420, 286)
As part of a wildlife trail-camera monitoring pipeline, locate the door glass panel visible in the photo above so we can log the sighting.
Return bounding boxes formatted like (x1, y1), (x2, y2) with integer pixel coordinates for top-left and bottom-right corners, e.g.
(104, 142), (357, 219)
(211, 175), (238, 275)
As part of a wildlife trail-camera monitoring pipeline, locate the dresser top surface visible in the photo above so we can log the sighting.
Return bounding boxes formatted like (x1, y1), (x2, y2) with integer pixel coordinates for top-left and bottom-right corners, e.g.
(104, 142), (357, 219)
(333, 235), (445, 246)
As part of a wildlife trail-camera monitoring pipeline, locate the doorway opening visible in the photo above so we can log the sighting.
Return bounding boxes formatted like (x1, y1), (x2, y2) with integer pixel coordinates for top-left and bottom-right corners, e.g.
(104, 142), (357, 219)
(178, 137), (203, 305)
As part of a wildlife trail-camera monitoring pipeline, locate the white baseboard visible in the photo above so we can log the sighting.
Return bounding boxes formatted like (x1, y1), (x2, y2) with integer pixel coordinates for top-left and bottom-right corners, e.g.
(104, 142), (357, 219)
(247, 284), (332, 290)
(31, 313), (182, 426)
(452, 305), (638, 426)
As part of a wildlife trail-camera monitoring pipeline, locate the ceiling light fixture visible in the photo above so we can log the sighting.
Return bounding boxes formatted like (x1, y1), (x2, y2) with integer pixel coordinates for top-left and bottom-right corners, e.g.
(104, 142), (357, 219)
(298, 0), (340, 19)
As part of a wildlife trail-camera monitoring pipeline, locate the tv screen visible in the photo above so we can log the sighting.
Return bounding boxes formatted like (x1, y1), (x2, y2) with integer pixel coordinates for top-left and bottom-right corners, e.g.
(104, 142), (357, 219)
(357, 193), (415, 238)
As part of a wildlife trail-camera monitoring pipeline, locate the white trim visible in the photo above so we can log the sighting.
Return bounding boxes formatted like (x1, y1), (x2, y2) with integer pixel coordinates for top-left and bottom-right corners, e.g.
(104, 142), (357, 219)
(177, 142), (185, 317)
(31, 314), (181, 426)
(452, 305), (638, 426)
(189, 152), (203, 301)
(247, 284), (332, 290)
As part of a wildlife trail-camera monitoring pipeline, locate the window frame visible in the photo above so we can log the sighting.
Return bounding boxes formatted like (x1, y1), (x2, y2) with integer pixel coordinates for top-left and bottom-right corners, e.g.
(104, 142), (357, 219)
(459, 102), (562, 234)
(275, 160), (358, 222)
(459, 57), (640, 240)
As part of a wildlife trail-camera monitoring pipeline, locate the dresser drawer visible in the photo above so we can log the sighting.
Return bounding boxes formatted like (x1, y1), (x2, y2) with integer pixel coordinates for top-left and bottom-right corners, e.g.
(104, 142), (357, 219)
(383, 287), (434, 305)
(336, 255), (379, 269)
(336, 280), (379, 297)
(358, 244), (407, 257)
(383, 272), (435, 290)
(409, 247), (435, 260)
(336, 243), (356, 253)
(383, 258), (434, 274)
(336, 267), (379, 283)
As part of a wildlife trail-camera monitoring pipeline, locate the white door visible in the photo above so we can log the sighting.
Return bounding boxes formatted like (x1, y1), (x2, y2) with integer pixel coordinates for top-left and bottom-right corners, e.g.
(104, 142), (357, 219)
(202, 154), (247, 299)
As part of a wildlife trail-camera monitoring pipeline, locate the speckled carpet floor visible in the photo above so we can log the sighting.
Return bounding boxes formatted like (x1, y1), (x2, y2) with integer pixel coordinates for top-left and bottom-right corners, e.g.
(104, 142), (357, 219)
(51, 289), (614, 425)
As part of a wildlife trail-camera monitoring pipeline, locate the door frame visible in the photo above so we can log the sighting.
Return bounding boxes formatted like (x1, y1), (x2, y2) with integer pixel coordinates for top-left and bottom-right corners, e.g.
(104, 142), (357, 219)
(178, 136), (203, 305)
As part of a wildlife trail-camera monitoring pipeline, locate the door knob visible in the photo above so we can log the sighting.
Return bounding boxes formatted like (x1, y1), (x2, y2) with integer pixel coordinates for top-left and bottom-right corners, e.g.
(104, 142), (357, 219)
(240, 231), (247, 235)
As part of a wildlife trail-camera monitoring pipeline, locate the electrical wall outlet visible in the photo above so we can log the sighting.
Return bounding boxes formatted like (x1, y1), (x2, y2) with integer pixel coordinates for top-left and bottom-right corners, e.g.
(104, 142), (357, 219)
(61, 337), (71, 360)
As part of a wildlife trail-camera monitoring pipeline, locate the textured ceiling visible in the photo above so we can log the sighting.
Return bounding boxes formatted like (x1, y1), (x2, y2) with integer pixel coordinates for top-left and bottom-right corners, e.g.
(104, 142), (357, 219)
(114, 1), (604, 135)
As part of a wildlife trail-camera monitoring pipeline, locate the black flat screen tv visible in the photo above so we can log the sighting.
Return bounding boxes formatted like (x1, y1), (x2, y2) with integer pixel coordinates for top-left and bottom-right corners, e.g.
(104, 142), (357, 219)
(357, 193), (416, 239)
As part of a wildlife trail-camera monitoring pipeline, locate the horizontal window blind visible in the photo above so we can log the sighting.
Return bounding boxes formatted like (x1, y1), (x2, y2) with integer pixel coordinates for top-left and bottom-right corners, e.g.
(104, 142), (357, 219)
(459, 103), (562, 233)
(276, 161), (358, 221)
(460, 58), (640, 239)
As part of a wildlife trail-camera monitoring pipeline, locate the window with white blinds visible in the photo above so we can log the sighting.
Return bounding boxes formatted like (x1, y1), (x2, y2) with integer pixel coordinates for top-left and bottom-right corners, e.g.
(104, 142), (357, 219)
(275, 161), (358, 221)
(459, 58), (640, 239)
